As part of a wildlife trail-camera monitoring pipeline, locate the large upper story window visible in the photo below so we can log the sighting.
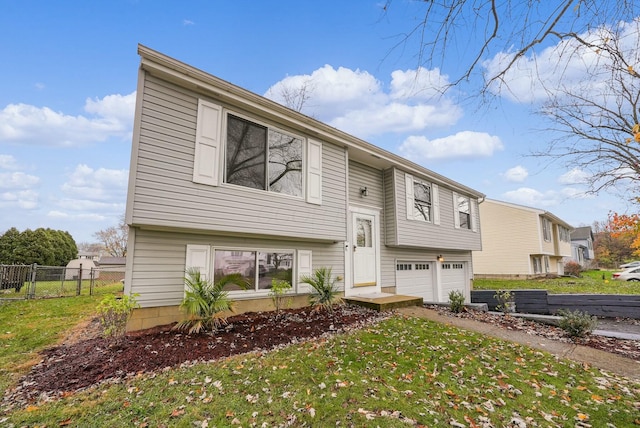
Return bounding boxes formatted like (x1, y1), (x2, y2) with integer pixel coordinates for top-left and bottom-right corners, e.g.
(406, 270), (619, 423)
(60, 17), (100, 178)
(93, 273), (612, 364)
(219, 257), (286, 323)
(192, 99), (322, 205)
(226, 114), (303, 197)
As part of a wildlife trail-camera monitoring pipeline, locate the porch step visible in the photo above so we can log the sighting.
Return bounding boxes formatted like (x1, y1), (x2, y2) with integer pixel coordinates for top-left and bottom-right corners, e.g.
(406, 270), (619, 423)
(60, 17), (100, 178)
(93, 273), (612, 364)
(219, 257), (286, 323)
(345, 293), (424, 311)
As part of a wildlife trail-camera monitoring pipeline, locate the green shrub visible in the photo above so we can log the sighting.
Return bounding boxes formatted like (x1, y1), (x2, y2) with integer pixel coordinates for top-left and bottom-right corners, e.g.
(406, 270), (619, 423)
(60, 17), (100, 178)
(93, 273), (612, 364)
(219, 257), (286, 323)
(97, 293), (140, 340)
(564, 261), (582, 277)
(493, 289), (515, 313)
(175, 268), (249, 334)
(557, 309), (598, 338)
(300, 267), (342, 312)
(269, 278), (292, 313)
(448, 290), (465, 313)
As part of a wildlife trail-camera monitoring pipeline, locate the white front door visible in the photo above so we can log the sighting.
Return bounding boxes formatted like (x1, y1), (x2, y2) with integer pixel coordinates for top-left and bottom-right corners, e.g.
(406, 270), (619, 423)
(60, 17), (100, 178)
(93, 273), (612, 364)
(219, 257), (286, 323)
(351, 211), (379, 292)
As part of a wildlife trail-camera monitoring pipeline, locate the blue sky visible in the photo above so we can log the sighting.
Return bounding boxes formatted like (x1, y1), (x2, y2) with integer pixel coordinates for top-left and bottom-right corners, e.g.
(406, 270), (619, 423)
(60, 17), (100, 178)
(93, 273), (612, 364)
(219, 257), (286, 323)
(0, 1), (634, 244)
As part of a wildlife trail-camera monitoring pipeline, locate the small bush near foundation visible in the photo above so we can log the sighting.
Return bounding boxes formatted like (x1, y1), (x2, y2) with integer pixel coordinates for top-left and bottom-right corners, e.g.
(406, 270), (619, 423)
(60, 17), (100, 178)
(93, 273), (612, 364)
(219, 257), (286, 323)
(97, 294), (139, 340)
(557, 309), (598, 338)
(448, 290), (465, 313)
(270, 279), (292, 313)
(564, 261), (582, 277)
(300, 267), (342, 312)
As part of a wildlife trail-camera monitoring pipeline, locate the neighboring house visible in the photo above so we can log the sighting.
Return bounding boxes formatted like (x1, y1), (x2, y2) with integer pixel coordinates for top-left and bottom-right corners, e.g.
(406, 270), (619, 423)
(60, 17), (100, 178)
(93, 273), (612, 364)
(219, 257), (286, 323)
(77, 251), (100, 261)
(472, 199), (573, 278)
(568, 226), (595, 268)
(124, 45), (484, 330)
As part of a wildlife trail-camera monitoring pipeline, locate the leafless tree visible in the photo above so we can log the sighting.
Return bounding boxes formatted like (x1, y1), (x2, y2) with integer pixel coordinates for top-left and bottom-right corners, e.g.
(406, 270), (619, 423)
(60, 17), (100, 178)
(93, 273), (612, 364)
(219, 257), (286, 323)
(529, 22), (640, 192)
(385, 1), (638, 93)
(386, 1), (640, 196)
(93, 214), (128, 257)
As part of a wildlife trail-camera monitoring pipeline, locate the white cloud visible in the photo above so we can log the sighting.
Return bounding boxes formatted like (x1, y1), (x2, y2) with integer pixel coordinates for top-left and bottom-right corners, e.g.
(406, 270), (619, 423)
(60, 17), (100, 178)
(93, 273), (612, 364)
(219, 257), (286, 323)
(0, 154), (19, 170)
(0, 172), (40, 189)
(558, 167), (589, 184)
(398, 131), (503, 161)
(484, 19), (640, 103)
(502, 165), (528, 182)
(264, 65), (461, 138)
(47, 210), (107, 221)
(502, 187), (558, 207)
(502, 184), (593, 208)
(0, 189), (38, 209)
(183, 19), (195, 26)
(0, 92), (136, 147)
(389, 67), (450, 100)
(60, 164), (128, 202)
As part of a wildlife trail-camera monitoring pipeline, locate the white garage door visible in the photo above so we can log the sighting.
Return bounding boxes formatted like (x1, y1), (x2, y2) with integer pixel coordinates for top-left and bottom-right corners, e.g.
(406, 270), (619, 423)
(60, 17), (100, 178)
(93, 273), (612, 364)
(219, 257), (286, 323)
(441, 262), (466, 297)
(395, 261), (434, 301)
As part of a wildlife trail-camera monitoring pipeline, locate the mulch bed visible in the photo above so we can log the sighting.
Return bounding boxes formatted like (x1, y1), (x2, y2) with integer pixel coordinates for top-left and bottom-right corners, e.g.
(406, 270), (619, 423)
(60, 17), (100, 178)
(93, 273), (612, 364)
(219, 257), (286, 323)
(3, 304), (639, 410)
(3, 305), (388, 408)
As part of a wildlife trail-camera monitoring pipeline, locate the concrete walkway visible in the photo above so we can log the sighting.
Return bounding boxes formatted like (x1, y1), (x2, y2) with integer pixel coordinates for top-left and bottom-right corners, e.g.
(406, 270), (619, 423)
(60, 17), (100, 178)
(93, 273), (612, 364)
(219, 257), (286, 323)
(398, 306), (640, 381)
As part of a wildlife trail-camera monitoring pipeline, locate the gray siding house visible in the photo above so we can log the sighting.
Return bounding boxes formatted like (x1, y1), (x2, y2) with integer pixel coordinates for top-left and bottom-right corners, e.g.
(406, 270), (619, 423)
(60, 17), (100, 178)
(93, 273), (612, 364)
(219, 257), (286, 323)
(124, 45), (484, 330)
(568, 226), (595, 268)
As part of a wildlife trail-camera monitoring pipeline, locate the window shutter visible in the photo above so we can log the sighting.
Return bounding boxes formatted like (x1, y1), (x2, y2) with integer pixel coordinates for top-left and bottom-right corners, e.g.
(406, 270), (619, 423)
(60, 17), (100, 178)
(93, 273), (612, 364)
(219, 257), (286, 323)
(306, 140), (322, 204)
(297, 250), (313, 293)
(185, 244), (211, 282)
(192, 99), (222, 186)
(470, 198), (478, 232)
(452, 191), (460, 229)
(432, 184), (440, 225)
(405, 173), (414, 220)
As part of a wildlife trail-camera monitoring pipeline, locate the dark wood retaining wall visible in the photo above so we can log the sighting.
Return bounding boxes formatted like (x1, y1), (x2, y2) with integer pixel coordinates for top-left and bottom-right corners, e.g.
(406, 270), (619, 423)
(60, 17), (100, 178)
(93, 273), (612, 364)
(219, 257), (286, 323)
(471, 290), (640, 319)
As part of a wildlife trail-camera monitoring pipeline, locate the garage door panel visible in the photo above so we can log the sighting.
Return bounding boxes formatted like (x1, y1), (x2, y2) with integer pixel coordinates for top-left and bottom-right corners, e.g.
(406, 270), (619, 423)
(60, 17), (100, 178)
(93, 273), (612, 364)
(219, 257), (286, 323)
(441, 262), (466, 296)
(396, 261), (434, 301)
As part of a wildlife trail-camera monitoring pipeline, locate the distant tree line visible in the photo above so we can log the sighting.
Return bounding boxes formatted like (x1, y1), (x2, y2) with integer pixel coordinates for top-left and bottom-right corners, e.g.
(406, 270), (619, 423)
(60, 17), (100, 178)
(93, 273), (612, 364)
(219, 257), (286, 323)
(0, 227), (78, 266)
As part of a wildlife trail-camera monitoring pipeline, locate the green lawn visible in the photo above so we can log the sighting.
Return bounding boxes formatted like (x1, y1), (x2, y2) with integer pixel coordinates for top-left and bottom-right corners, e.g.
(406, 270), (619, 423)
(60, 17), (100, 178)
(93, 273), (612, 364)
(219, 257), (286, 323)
(473, 270), (640, 294)
(0, 283), (123, 395)
(3, 316), (639, 426)
(1, 297), (639, 426)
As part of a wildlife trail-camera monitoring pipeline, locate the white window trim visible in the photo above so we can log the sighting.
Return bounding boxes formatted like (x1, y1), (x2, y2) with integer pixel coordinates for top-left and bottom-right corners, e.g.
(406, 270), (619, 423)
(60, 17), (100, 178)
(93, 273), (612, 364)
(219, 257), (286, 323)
(405, 173), (439, 224)
(211, 245), (297, 296)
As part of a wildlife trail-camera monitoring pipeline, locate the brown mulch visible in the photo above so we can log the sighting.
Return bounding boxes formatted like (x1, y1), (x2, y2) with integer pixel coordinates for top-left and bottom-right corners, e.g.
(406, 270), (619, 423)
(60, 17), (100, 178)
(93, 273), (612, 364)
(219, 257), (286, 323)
(3, 305), (388, 408)
(3, 304), (640, 409)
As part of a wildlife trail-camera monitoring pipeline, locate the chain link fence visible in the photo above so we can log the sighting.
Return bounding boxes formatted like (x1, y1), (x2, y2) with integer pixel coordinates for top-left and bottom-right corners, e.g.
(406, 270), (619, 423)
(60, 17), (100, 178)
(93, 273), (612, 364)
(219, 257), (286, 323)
(0, 263), (125, 300)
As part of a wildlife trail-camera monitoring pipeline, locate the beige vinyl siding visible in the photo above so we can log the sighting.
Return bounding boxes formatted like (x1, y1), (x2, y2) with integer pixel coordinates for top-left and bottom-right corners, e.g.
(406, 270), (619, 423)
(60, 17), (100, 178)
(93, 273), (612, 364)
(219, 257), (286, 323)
(130, 74), (347, 242)
(473, 200), (541, 275)
(390, 168), (481, 250)
(128, 228), (345, 308)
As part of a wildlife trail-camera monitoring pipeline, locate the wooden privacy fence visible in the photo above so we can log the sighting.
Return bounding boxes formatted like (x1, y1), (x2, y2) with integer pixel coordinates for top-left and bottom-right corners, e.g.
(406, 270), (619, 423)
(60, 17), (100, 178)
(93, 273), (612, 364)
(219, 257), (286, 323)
(471, 289), (640, 319)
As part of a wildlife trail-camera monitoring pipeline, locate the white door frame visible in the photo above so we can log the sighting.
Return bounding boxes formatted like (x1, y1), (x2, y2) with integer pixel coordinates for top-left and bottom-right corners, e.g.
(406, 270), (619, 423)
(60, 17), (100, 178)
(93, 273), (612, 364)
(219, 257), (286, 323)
(346, 206), (381, 297)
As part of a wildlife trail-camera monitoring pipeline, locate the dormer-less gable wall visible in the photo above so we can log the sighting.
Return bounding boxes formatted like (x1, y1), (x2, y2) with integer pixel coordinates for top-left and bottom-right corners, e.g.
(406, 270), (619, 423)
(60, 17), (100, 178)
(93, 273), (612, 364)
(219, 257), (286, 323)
(128, 74), (347, 242)
(386, 168), (481, 250)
